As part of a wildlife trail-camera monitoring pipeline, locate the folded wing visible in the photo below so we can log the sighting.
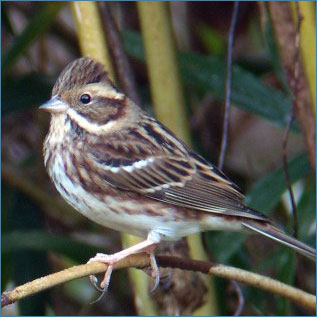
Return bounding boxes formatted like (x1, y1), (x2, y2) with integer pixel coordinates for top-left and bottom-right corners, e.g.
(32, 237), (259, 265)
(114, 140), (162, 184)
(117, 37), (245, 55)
(86, 119), (267, 221)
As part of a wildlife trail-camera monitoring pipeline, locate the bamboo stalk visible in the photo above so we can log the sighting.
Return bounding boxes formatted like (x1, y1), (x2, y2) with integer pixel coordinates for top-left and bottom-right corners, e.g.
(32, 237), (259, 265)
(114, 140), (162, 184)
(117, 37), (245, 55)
(137, 1), (190, 143)
(137, 2), (218, 315)
(71, 3), (158, 314)
(294, 1), (316, 115)
(71, 1), (115, 81)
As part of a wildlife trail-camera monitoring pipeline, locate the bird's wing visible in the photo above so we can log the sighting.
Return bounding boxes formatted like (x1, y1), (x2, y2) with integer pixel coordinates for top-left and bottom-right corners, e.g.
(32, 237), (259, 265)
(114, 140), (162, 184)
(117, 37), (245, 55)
(86, 134), (196, 193)
(146, 151), (267, 220)
(86, 118), (266, 221)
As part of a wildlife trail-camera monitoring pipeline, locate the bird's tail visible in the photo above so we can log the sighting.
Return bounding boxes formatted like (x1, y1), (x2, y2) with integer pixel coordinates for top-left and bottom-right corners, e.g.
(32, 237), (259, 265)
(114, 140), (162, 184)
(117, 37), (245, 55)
(242, 221), (316, 262)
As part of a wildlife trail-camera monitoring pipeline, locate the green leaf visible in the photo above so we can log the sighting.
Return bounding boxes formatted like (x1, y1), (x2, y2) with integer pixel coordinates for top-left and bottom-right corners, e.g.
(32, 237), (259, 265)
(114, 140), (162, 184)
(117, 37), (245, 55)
(245, 152), (310, 212)
(2, 2), (65, 73)
(206, 232), (247, 263)
(297, 180), (316, 242)
(6, 191), (50, 316)
(207, 153), (311, 262)
(122, 30), (296, 130)
(276, 251), (296, 315)
(2, 230), (101, 263)
(181, 53), (295, 129)
(197, 23), (226, 55)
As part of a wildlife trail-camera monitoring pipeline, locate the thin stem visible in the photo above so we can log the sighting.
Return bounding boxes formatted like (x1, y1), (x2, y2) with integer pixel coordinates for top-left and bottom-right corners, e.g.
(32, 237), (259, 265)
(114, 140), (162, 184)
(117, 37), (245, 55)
(230, 280), (245, 316)
(218, 1), (239, 170)
(282, 3), (303, 238)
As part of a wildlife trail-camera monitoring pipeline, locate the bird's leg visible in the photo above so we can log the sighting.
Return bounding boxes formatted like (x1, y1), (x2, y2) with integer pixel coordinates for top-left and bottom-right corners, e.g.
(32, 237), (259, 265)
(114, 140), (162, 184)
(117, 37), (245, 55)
(88, 231), (161, 290)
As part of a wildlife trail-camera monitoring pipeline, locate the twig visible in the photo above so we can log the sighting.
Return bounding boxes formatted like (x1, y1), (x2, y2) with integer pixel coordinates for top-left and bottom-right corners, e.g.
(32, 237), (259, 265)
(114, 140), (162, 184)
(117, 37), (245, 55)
(1, 254), (315, 313)
(281, 3), (303, 238)
(229, 280), (245, 316)
(98, 2), (141, 105)
(218, 1), (239, 170)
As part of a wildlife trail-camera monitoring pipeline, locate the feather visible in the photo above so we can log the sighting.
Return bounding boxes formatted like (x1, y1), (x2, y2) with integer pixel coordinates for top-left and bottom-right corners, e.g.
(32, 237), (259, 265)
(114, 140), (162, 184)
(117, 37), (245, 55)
(242, 221), (316, 261)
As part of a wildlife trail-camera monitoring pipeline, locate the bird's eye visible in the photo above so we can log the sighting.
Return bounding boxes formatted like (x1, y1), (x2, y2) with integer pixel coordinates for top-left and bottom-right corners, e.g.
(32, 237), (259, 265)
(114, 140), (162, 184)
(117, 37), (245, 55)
(80, 94), (91, 104)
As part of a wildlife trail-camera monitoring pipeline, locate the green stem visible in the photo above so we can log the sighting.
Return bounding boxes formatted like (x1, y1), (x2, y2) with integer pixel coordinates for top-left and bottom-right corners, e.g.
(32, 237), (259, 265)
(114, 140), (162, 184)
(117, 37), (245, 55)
(137, 2), (218, 315)
(71, 1), (115, 81)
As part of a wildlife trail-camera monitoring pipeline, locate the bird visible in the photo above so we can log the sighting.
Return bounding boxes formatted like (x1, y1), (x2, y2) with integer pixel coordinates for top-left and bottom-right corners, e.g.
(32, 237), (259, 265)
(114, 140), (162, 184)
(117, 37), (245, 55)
(40, 57), (316, 291)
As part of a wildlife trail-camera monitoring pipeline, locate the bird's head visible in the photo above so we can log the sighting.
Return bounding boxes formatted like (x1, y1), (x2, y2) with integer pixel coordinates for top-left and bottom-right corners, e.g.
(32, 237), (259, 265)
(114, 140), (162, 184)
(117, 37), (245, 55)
(40, 57), (140, 134)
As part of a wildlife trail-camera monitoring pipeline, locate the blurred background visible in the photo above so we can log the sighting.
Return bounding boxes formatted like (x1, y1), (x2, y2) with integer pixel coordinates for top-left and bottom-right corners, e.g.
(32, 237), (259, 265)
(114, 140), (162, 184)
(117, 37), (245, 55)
(2, 1), (316, 316)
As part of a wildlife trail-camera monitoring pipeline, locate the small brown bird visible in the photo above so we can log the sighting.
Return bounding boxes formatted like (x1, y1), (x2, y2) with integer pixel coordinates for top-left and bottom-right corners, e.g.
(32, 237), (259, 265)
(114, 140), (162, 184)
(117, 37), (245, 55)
(40, 57), (315, 290)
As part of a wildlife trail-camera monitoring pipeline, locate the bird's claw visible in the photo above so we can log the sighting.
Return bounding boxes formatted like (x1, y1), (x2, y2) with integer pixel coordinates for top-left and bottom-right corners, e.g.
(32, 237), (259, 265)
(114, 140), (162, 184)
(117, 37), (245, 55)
(149, 252), (160, 293)
(88, 254), (114, 293)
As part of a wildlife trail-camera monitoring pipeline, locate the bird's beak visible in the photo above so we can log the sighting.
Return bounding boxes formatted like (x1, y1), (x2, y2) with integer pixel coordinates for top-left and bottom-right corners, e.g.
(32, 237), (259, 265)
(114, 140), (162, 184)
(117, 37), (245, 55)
(39, 96), (69, 114)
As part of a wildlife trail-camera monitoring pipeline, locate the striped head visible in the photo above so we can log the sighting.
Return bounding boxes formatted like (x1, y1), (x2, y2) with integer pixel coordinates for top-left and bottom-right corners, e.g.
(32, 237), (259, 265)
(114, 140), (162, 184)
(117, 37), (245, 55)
(40, 57), (141, 136)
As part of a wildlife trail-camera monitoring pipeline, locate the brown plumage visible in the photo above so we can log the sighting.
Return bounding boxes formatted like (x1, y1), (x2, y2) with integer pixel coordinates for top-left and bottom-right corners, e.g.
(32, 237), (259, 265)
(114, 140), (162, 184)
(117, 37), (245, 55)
(40, 57), (316, 290)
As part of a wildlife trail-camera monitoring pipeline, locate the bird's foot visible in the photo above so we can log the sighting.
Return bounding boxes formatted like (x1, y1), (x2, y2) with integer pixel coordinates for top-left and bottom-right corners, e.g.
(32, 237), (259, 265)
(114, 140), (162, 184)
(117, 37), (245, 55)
(87, 233), (160, 293)
(88, 253), (122, 291)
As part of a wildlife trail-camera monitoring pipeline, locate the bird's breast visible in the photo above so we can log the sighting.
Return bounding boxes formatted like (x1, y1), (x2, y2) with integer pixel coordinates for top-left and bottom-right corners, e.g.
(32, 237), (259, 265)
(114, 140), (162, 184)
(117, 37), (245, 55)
(44, 148), (204, 240)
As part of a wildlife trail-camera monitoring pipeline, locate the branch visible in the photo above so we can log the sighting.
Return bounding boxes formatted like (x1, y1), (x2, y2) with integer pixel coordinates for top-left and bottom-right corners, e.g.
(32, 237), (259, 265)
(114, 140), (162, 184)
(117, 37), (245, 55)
(218, 1), (239, 170)
(281, 2), (303, 238)
(2, 254), (315, 313)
